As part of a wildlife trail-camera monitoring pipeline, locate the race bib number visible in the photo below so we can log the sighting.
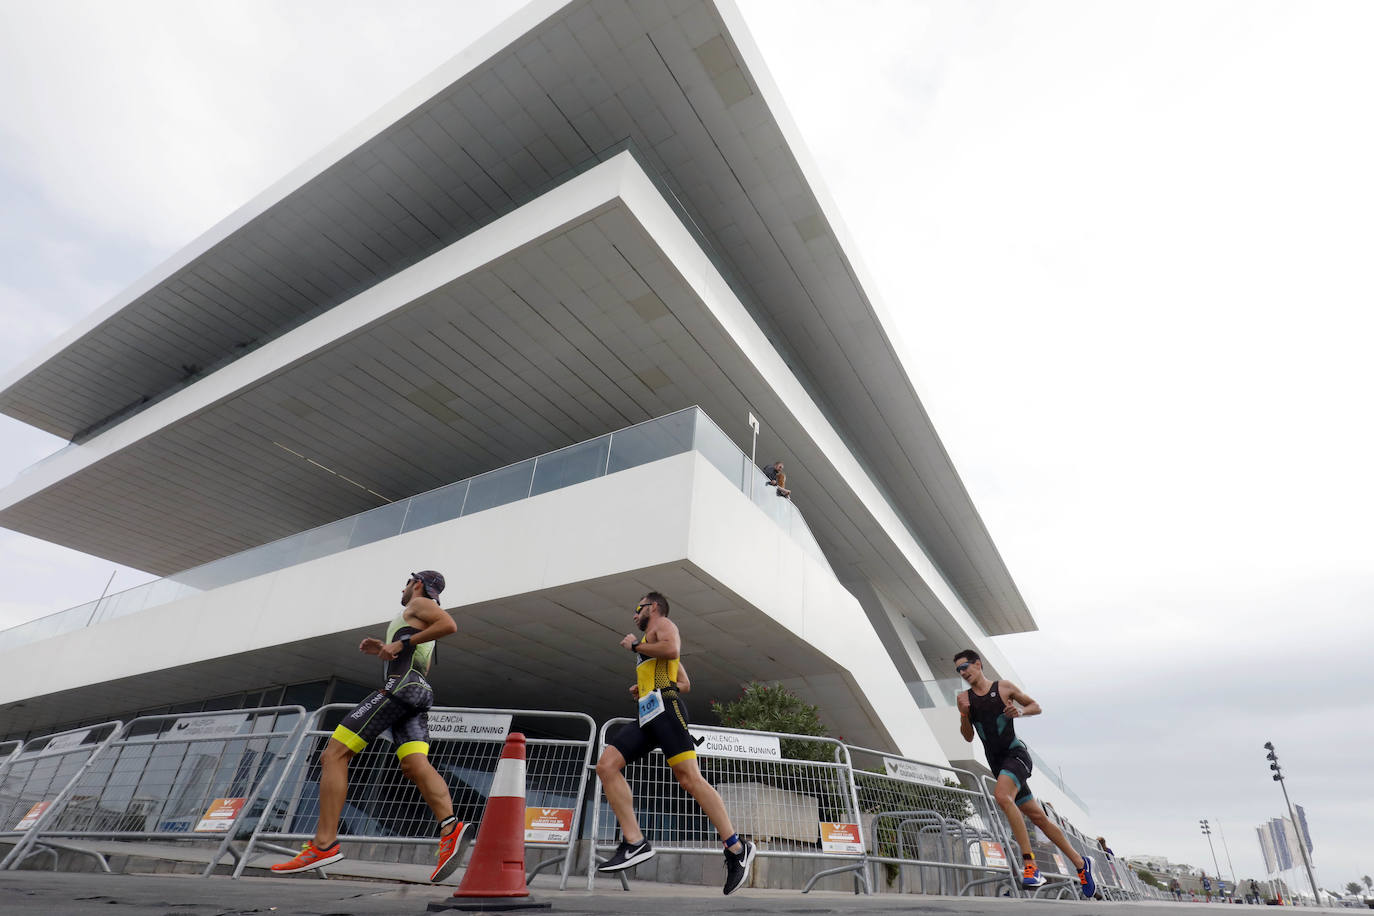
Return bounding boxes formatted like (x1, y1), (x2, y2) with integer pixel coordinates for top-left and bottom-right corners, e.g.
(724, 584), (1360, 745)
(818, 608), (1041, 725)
(637, 689), (665, 725)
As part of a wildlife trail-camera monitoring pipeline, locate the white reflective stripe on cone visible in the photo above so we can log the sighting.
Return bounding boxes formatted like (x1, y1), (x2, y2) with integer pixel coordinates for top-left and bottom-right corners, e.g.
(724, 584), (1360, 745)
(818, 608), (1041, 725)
(489, 758), (526, 797)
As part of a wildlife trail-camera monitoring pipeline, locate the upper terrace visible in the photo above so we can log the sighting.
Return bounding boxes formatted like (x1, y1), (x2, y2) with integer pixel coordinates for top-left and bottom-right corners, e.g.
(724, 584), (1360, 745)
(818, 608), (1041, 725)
(0, 407), (824, 654)
(0, 0), (1032, 640)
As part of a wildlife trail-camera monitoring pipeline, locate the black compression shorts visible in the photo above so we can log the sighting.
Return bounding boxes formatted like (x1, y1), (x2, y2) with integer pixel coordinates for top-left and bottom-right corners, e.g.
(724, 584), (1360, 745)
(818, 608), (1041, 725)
(990, 744), (1034, 805)
(608, 689), (697, 767)
(332, 669), (434, 760)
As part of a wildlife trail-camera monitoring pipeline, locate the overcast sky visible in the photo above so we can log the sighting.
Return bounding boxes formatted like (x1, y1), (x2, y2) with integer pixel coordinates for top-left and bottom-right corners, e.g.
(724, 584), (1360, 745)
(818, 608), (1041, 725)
(1, 0), (1370, 891)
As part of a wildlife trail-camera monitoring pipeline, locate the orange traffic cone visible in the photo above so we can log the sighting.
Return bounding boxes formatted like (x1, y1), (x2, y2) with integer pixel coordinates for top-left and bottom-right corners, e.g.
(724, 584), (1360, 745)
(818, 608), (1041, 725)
(428, 732), (550, 913)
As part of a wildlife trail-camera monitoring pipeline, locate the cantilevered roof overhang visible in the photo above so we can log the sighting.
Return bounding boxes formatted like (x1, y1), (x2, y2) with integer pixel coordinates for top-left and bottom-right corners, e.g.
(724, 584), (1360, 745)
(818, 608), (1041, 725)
(0, 154), (1002, 656)
(0, 0), (1032, 636)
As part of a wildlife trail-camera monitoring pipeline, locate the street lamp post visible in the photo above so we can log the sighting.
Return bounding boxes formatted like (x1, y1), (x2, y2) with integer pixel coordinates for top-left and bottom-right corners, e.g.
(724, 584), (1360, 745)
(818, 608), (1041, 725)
(1265, 741), (1320, 904)
(1200, 820), (1223, 894)
(1215, 818), (1238, 887)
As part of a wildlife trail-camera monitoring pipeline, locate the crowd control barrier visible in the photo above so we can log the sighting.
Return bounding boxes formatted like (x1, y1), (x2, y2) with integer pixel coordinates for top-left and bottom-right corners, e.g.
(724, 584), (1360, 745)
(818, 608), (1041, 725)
(978, 774), (1080, 899)
(587, 719), (869, 894)
(3, 708), (305, 875)
(0, 740), (23, 781)
(0, 721), (125, 871)
(239, 704), (595, 889)
(845, 745), (1018, 897)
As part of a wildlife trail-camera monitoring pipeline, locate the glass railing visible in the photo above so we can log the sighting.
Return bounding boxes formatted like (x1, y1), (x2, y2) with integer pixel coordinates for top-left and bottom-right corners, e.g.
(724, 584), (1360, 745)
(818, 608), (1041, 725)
(0, 407), (830, 654)
(908, 676), (1090, 813)
(907, 676), (967, 709)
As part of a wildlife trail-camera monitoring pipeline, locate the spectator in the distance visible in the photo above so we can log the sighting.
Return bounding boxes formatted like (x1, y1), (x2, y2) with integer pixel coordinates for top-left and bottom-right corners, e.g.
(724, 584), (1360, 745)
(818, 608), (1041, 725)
(763, 460), (790, 499)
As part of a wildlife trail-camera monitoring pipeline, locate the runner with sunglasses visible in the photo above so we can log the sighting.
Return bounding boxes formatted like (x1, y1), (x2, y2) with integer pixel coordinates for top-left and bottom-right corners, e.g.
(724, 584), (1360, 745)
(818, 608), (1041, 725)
(272, 570), (471, 881)
(953, 649), (1095, 897)
(594, 591), (756, 895)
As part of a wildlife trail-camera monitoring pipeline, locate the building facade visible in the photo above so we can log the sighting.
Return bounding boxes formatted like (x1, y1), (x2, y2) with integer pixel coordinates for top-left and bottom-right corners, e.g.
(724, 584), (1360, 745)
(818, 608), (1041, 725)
(0, 0), (1089, 825)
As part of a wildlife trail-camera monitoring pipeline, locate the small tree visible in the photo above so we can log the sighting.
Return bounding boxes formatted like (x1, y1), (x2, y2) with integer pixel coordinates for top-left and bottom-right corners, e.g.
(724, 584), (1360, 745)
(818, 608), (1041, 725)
(712, 681), (832, 761)
(1364, 875), (1372, 892)
(1347, 882), (1364, 896)
(1137, 868), (1166, 890)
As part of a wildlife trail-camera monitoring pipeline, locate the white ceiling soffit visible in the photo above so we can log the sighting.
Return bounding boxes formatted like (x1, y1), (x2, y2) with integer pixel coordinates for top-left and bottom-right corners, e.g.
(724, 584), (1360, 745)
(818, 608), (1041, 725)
(0, 0), (1032, 634)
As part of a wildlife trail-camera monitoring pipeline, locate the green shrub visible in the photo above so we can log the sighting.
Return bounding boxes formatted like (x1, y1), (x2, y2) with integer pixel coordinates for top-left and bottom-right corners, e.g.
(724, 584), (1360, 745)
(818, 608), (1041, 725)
(711, 681), (832, 762)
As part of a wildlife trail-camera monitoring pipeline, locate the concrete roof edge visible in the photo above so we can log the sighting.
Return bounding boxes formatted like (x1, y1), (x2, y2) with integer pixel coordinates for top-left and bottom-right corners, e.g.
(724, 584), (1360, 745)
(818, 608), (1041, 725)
(0, 0), (574, 414)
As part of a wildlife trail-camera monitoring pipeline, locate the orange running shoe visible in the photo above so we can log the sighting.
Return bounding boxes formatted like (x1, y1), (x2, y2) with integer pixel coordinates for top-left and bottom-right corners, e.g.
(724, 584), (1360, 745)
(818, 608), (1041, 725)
(270, 839), (343, 874)
(1022, 860), (1046, 888)
(431, 819), (474, 882)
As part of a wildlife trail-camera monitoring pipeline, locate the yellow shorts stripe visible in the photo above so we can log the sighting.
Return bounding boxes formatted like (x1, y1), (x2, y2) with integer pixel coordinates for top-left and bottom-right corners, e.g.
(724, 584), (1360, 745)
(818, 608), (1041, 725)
(332, 725), (367, 753)
(396, 740), (430, 760)
(666, 749), (697, 767)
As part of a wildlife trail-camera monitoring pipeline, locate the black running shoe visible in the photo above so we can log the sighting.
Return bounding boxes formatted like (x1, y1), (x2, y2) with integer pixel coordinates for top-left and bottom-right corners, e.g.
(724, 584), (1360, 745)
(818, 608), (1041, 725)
(723, 839), (755, 895)
(597, 838), (654, 872)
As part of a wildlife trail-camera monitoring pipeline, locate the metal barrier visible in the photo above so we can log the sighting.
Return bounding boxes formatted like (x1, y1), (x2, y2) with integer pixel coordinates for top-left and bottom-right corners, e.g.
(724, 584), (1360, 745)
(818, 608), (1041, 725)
(977, 774), (1079, 899)
(845, 745), (1018, 897)
(0, 721), (125, 870)
(3, 708), (305, 875)
(587, 719), (869, 893)
(0, 740), (23, 781)
(239, 704), (595, 888)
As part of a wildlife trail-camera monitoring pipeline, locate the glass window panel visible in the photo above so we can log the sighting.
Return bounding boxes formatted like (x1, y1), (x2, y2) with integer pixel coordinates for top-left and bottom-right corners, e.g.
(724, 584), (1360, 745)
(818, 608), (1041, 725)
(691, 412), (747, 490)
(202, 693), (245, 711)
(347, 500), (409, 548)
(906, 680), (936, 709)
(296, 517), (358, 563)
(251, 532), (306, 576)
(462, 459), (535, 515)
(281, 681), (329, 710)
(401, 480), (469, 532)
(141, 576), (190, 610)
(605, 410), (694, 474)
(100, 586), (151, 623)
(529, 436), (611, 497)
(173, 556), (239, 592)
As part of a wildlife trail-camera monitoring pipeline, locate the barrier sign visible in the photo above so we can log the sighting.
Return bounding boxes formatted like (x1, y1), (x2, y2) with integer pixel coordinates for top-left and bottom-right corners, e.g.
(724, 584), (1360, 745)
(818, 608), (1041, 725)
(170, 714), (247, 739)
(194, 797), (247, 832)
(428, 711), (512, 741)
(524, 807), (574, 844)
(980, 840), (1008, 868)
(688, 728), (781, 761)
(1051, 852), (1068, 875)
(882, 756), (945, 786)
(43, 730), (91, 754)
(14, 801), (51, 830)
(819, 822), (863, 854)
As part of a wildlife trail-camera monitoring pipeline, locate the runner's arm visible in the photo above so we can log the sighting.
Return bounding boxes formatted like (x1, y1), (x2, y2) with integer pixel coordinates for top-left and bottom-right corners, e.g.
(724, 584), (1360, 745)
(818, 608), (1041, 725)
(1000, 681), (1041, 717)
(632, 618), (681, 659)
(956, 690), (974, 742)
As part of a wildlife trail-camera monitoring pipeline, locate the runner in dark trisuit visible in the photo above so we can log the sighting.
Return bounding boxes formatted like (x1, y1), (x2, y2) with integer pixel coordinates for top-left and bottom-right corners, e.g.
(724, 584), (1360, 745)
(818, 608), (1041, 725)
(953, 648), (1096, 897)
(594, 591), (756, 895)
(272, 571), (471, 882)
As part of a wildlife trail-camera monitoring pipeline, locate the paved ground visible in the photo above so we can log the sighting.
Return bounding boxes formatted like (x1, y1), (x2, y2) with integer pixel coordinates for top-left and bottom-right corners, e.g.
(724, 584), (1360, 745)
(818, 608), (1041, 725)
(0, 871), (1357, 916)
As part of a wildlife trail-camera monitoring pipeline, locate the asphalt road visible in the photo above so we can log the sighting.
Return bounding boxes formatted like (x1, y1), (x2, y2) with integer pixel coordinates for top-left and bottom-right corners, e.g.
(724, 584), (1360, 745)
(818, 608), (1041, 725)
(1, 871), (1356, 916)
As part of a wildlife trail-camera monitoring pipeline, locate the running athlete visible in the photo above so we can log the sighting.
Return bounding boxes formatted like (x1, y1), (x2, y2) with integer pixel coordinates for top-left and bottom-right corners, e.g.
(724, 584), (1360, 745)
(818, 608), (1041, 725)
(594, 591), (756, 895)
(272, 570), (471, 881)
(953, 649), (1095, 897)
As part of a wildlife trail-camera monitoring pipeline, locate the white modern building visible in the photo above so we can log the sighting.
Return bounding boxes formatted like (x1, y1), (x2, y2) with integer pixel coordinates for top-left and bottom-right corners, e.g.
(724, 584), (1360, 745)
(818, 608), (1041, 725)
(0, 0), (1089, 825)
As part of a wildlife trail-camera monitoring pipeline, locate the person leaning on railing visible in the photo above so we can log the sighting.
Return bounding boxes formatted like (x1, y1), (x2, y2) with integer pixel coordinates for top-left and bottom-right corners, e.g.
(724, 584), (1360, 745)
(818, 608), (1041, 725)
(763, 460), (791, 499)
